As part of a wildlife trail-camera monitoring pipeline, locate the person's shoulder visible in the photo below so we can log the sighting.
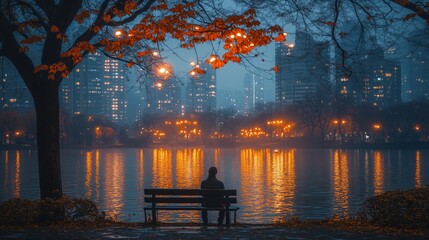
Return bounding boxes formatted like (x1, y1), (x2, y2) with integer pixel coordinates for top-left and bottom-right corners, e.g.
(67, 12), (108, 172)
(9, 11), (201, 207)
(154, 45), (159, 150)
(217, 180), (225, 188)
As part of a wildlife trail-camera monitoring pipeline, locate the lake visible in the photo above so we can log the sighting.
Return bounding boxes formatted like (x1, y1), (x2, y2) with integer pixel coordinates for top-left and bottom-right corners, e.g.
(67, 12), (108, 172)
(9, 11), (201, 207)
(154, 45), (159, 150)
(1, 147), (428, 223)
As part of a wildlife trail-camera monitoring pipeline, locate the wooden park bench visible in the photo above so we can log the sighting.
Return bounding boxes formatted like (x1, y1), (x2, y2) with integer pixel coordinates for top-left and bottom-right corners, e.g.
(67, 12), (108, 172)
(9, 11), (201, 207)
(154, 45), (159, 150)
(143, 188), (239, 224)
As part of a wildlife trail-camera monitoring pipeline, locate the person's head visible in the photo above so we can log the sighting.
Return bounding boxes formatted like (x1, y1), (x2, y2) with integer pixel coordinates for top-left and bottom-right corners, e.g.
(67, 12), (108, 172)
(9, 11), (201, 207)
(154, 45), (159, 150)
(208, 166), (217, 177)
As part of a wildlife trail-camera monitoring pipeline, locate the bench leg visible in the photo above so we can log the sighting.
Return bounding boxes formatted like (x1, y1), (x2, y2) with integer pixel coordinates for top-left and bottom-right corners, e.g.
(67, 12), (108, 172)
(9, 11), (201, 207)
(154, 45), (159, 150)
(234, 211), (237, 224)
(225, 209), (230, 225)
(144, 210), (147, 223)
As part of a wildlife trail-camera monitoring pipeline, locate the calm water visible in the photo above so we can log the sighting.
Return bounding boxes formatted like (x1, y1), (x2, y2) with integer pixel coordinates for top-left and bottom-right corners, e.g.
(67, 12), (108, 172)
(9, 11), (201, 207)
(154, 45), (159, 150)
(1, 148), (428, 223)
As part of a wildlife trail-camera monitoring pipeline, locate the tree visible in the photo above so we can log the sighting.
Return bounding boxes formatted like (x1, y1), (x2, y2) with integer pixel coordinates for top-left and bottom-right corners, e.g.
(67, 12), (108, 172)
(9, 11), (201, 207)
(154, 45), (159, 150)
(0, 0), (284, 199)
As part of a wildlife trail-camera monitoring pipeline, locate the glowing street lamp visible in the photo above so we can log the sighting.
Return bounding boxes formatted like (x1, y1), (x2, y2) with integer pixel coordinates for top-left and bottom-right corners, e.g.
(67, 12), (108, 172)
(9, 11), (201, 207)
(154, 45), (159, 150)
(115, 30), (123, 37)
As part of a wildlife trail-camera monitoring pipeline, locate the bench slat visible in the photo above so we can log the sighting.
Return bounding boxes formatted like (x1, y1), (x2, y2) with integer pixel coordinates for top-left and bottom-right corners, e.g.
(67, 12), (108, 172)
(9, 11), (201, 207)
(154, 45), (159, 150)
(144, 197), (237, 204)
(144, 188), (237, 196)
(144, 206), (239, 211)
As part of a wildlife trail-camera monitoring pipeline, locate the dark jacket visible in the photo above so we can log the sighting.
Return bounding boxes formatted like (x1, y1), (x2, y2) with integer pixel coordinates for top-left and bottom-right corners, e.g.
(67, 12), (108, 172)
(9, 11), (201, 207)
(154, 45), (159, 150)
(201, 176), (225, 207)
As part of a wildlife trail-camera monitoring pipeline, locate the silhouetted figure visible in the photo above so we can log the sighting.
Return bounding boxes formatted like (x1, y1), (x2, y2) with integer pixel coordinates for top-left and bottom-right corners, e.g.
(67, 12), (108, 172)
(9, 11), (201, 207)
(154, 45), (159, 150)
(201, 167), (225, 224)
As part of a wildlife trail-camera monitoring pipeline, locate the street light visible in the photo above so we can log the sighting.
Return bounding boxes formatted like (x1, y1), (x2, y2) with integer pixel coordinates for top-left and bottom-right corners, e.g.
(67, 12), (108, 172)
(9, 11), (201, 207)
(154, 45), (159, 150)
(115, 30), (123, 37)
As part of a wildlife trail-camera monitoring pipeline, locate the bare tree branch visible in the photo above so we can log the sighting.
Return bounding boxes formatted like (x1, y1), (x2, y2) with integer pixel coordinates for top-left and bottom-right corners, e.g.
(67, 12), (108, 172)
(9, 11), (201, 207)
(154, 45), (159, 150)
(390, 0), (429, 22)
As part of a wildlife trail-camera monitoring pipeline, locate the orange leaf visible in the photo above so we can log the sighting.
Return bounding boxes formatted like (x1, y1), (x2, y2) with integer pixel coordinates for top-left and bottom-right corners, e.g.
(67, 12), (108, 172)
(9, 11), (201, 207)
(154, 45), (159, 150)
(274, 33), (285, 42)
(273, 65), (279, 73)
(51, 25), (60, 33)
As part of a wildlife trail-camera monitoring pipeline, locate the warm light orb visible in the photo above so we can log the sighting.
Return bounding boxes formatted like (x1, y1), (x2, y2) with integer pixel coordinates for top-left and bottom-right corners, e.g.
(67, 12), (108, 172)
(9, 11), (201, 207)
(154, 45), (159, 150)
(153, 51), (159, 57)
(209, 56), (216, 62)
(158, 67), (166, 74)
(115, 30), (122, 37)
(156, 82), (163, 88)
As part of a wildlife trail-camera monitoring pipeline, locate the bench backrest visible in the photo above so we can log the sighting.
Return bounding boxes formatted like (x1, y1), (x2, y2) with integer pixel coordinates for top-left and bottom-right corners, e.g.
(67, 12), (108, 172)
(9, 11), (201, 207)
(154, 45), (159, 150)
(144, 188), (237, 204)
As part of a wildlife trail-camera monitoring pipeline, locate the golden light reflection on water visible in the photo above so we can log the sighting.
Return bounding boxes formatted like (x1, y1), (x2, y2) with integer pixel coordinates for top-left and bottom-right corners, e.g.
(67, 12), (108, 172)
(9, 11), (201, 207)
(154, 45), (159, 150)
(373, 151), (384, 195)
(268, 149), (296, 221)
(152, 148), (173, 188)
(240, 148), (296, 222)
(332, 150), (349, 217)
(214, 148), (220, 166)
(138, 149), (144, 192)
(95, 150), (100, 199)
(415, 151), (421, 188)
(176, 148), (204, 188)
(104, 152), (125, 217)
(85, 151), (93, 198)
(14, 151), (21, 198)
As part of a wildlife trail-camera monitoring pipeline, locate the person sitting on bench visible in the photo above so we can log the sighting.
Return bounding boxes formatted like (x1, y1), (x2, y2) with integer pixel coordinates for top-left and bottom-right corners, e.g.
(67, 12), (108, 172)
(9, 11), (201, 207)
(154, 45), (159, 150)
(201, 166), (225, 225)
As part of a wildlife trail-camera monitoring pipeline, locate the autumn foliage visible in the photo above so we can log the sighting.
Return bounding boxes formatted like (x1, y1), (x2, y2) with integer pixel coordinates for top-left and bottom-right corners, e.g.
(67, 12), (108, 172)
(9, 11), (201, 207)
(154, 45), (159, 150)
(10, 0), (287, 80)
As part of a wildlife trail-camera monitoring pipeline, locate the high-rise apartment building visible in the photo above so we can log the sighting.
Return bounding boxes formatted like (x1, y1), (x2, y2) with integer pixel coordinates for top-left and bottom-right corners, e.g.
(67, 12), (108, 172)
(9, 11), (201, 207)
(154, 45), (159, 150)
(0, 56), (32, 110)
(102, 57), (127, 124)
(401, 30), (429, 102)
(335, 22), (401, 108)
(275, 31), (330, 109)
(186, 62), (216, 113)
(60, 52), (127, 124)
(243, 72), (264, 114)
(60, 52), (103, 115)
(143, 75), (181, 115)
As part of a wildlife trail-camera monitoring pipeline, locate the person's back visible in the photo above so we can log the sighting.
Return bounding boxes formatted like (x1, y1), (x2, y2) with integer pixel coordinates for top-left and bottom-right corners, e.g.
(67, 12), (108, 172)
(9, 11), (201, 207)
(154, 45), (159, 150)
(201, 167), (225, 224)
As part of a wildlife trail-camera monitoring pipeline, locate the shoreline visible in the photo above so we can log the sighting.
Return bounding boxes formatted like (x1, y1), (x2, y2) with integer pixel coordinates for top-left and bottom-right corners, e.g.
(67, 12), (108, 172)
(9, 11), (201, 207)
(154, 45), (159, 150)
(2, 141), (429, 151)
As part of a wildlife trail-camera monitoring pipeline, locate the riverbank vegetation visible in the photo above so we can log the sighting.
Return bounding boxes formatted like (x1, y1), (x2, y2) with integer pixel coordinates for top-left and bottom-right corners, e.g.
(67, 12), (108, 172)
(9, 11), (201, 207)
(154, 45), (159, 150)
(1, 186), (428, 237)
(2, 101), (429, 150)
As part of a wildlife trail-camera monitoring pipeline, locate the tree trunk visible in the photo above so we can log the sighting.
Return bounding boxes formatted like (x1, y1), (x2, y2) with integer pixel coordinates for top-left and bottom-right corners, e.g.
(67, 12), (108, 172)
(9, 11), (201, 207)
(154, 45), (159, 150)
(33, 80), (63, 199)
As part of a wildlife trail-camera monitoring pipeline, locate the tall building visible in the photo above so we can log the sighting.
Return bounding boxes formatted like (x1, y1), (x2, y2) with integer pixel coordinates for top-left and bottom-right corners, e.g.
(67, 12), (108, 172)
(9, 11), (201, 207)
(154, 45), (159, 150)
(275, 30), (330, 109)
(186, 62), (216, 113)
(217, 89), (243, 112)
(401, 30), (429, 102)
(102, 57), (127, 124)
(0, 56), (32, 110)
(60, 52), (103, 115)
(243, 72), (264, 114)
(335, 22), (401, 108)
(362, 50), (401, 107)
(60, 52), (127, 124)
(144, 76), (181, 115)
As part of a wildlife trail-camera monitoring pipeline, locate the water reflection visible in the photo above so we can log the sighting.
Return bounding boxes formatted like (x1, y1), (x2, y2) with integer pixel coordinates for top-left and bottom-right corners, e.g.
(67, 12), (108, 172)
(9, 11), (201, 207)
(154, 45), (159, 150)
(152, 148), (173, 188)
(1, 148), (428, 223)
(240, 149), (296, 222)
(332, 150), (349, 217)
(138, 149), (144, 193)
(104, 152), (125, 217)
(85, 151), (92, 198)
(268, 149), (295, 221)
(176, 148), (204, 188)
(416, 151), (421, 188)
(95, 150), (100, 200)
(373, 151), (384, 195)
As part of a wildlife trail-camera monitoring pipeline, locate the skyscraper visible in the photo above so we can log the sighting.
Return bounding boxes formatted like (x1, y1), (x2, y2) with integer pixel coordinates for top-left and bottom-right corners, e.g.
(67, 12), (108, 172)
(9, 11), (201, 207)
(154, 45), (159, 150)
(102, 57), (127, 124)
(335, 22), (401, 108)
(144, 75), (182, 115)
(401, 30), (429, 102)
(243, 72), (264, 114)
(0, 56), (32, 110)
(60, 52), (128, 124)
(275, 30), (330, 109)
(60, 52), (103, 115)
(186, 62), (216, 113)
